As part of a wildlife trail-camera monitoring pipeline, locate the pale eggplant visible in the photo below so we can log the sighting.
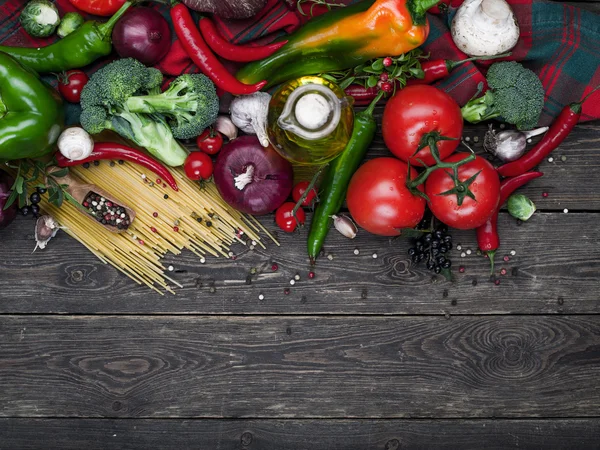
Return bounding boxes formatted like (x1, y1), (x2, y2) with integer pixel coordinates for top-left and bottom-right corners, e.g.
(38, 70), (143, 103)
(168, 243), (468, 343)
(181, 0), (267, 19)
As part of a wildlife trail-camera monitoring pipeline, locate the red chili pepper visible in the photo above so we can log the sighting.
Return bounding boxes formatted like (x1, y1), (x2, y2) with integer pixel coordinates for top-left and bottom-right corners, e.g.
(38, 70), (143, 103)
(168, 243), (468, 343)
(497, 85), (600, 178)
(198, 18), (288, 63)
(476, 171), (543, 273)
(344, 84), (380, 106)
(407, 53), (511, 86)
(55, 143), (179, 191)
(68, 0), (126, 16)
(170, 3), (267, 96)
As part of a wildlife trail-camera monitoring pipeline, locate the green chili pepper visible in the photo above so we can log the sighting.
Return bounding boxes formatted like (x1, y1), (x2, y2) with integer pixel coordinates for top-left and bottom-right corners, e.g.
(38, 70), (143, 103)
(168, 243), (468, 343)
(307, 91), (383, 263)
(0, 1), (133, 73)
(0, 52), (64, 160)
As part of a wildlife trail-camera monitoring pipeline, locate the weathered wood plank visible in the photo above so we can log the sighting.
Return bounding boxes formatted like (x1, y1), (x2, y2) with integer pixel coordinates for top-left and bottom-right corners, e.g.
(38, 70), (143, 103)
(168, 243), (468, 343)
(1, 315), (600, 418)
(0, 212), (598, 314)
(2, 418), (600, 450)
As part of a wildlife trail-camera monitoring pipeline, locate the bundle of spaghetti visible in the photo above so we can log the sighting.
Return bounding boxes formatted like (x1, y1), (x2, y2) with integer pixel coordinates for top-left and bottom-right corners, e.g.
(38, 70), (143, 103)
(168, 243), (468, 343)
(25, 161), (277, 294)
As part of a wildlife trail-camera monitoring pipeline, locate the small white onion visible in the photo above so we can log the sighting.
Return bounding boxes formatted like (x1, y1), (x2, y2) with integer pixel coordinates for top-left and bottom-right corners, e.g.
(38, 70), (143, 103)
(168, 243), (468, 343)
(58, 127), (94, 161)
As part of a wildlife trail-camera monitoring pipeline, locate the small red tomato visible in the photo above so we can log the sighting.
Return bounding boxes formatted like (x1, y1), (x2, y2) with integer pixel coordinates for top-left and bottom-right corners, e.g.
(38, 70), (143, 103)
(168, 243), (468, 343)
(292, 181), (317, 206)
(197, 129), (224, 155)
(57, 70), (89, 103)
(275, 202), (305, 233)
(184, 152), (213, 181)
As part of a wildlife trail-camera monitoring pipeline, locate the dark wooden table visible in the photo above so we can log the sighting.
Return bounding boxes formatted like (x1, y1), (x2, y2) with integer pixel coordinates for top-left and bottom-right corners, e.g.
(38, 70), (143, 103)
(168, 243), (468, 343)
(2, 6), (600, 447)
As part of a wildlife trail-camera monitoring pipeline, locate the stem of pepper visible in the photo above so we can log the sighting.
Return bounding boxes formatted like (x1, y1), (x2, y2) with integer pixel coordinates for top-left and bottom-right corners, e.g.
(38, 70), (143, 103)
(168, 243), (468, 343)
(570, 83), (600, 114)
(98, 1), (134, 38)
(446, 52), (512, 71)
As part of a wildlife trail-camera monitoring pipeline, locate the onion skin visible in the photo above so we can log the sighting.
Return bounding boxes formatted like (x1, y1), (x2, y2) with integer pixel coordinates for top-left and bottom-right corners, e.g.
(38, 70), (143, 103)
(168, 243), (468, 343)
(214, 135), (293, 216)
(0, 170), (17, 230)
(112, 7), (171, 66)
(181, 0), (267, 19)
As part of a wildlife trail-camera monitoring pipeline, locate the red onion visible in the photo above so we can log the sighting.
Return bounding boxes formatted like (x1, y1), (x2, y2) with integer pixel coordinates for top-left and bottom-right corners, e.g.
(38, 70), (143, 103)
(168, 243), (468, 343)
(0, 169), (17, 230)
(214, 135), (293, 216)
(112, 7), (171, 66)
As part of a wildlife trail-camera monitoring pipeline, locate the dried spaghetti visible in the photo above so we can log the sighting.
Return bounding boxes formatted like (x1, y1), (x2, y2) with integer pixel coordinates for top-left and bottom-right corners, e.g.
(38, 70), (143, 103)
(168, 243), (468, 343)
(30, 161), (277, 294)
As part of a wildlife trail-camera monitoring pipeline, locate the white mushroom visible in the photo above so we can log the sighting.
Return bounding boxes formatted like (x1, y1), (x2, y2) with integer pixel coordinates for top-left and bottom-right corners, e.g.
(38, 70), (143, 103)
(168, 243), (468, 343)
(451, 0), (520, 57)
(58, 127), (94, 161)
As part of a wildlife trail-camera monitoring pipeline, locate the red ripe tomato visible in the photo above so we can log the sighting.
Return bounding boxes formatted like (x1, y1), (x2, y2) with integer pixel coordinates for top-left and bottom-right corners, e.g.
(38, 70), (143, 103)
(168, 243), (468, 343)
(275, 202), (305, 233)
(346, 157), (426, 236)
(292, 181), (317, 206)
(184, 152), (214, 181)
(425, 152), (500, 230)
(382, 85), (463, 167)
(57, 70), (89, 103)
(197, 129), (223, 155)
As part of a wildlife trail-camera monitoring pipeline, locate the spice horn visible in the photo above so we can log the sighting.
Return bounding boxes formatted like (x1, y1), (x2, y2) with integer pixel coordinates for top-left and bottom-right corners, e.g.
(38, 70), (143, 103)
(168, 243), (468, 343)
(46, 166), (136, 234)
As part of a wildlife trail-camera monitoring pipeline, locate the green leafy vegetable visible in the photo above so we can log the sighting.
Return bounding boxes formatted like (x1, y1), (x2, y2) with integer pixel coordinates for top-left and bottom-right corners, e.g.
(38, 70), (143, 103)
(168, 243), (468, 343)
(57, 12), (84, 38)
(507, 194), (536, 221)
(20, 0), (60, 38)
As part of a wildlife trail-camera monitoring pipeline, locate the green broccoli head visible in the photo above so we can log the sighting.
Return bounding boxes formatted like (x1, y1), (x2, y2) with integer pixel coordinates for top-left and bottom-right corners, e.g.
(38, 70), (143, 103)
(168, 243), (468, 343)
(80, 106), (109, 135)
(461, 61), (545, 130)
(80, 58), (164, 108)
(124, 73), (219, 140)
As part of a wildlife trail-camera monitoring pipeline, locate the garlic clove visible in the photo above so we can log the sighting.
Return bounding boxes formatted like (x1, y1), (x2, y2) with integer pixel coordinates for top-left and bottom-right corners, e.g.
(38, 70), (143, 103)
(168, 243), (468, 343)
(34, 215), (60, 252)
(332, 214), (357, 239)
(215, 115), (238, 141)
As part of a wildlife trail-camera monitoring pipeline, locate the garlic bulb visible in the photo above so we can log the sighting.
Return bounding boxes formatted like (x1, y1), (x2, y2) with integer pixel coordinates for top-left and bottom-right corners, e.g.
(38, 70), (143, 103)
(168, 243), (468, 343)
(483, 125), (548, 162)
(451, 0), (520, 57)
(58, 127), (94, 161)
(230, 92), (271, 147)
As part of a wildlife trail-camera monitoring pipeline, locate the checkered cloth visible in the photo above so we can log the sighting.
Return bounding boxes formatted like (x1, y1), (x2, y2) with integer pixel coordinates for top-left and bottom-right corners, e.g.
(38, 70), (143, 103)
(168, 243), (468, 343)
(1, 0), (598, 125)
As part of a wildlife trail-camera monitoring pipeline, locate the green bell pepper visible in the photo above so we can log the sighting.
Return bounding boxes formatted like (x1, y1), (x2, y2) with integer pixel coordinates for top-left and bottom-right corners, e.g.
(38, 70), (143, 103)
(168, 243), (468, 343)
(0, 52), (64, 161)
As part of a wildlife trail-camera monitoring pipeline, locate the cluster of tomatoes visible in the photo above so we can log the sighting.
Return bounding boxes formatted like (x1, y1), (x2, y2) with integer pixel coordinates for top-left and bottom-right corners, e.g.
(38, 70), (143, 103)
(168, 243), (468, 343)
(183, 129), (223, 181)
(347, 85), (500, 236)
(274, 181), (317, 233)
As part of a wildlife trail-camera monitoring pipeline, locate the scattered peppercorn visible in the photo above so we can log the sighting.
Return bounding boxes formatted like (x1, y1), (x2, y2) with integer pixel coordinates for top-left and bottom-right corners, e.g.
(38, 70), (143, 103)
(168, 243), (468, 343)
(93, 161), (100, 166)
(271, 263), (279, 271)
(164, 194), (169, 199)
(284, 288), (290, 295)
(110, 161), (116, 167)
(83, 162), (90, 169)
(308, 271), (315, 279)
(118, 160), (124, 165)
(153, 212), (158, 218)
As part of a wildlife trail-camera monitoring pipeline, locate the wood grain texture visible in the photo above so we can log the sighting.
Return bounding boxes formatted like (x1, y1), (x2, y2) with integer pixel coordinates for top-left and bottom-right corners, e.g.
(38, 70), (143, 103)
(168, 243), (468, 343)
(0, 213), (598, 314)
(2, 315), (600, 418)
(2, 418), (600, 450)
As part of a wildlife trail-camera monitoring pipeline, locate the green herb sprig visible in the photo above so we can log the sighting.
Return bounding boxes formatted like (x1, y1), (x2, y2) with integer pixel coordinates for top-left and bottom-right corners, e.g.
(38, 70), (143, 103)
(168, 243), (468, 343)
(320, 49), (428, 93)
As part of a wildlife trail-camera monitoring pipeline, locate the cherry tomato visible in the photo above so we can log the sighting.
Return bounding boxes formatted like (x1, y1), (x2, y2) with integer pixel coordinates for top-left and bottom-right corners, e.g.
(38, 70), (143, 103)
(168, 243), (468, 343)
(346, 158), (426, 236)
(184, 152), (214, 181)
(292, 181), (317, 206)
(275, 202), (305, 233)
(382, 85), (463, 167)
(425, 152), (500, 230)
(197, 129), (224, 155)
(57, 70), (89, 103)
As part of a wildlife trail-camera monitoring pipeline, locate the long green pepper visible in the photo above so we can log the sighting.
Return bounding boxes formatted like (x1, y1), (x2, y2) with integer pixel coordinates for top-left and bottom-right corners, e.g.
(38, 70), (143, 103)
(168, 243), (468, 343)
(307, 92), (383, 263)
(0, 1), (134, 73)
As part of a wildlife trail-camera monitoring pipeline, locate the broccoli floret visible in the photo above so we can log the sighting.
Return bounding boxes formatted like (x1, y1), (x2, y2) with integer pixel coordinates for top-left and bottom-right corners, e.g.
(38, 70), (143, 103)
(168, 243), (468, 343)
(461, 61), (545, 130)
(79, 58), (188, 167)
(81, 58), (163, 108)
(124, 74), (219, 139)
